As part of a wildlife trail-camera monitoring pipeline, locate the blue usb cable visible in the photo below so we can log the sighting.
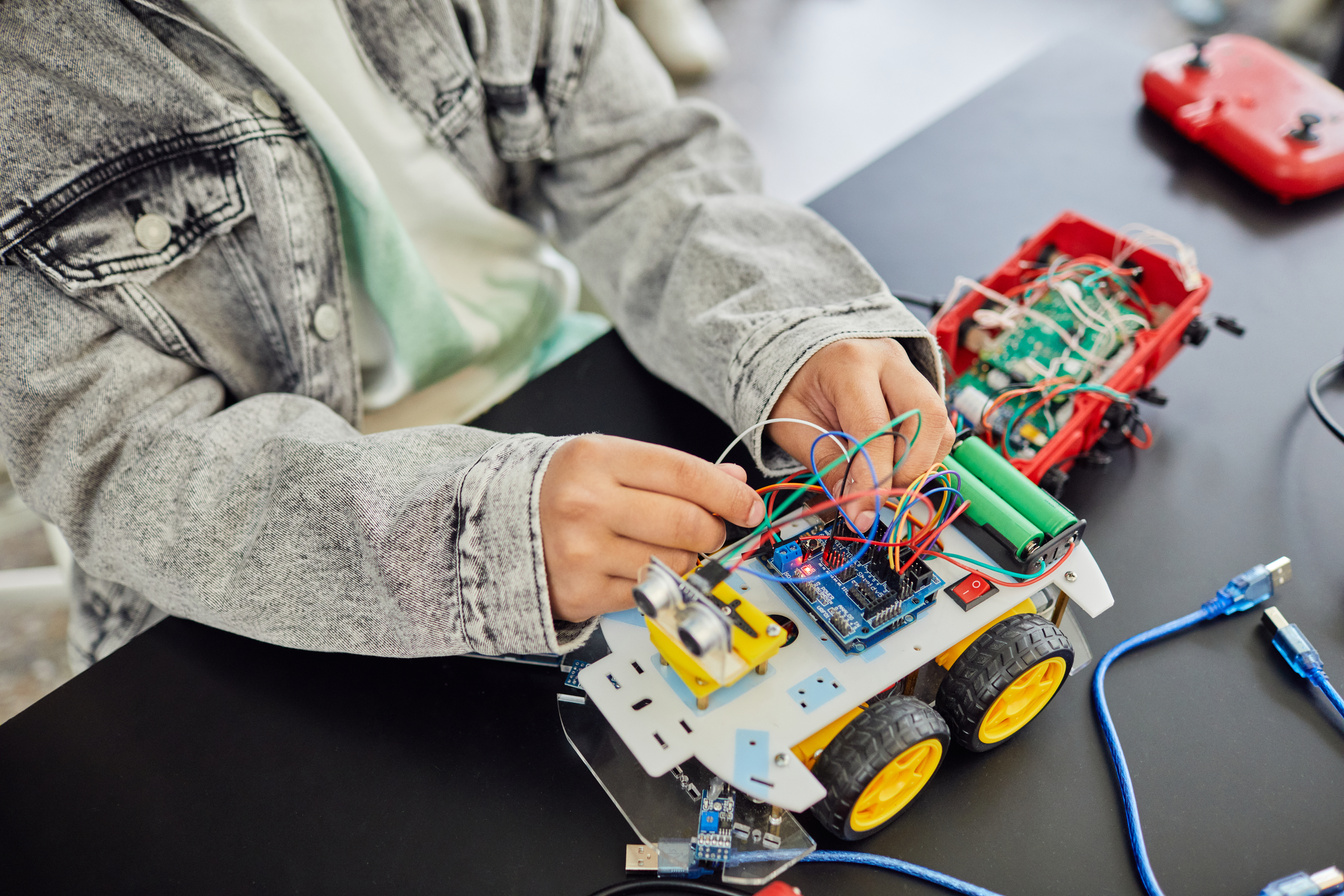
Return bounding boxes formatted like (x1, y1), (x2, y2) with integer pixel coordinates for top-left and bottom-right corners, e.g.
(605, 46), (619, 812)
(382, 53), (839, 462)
(1093, 557), (1344, 896)
(1261, 606), (1344, 722)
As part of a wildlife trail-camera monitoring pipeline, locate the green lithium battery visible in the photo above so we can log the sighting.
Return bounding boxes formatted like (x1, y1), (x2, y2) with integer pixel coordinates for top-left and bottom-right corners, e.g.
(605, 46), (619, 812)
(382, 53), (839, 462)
(951, 437), (1078, 537)
(942, 455), (1045, 559)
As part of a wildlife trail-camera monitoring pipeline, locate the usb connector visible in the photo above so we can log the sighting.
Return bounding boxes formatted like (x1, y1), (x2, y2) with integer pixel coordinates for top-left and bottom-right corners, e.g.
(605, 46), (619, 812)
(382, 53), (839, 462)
(1260, 603), (1344, 725)
(1260, 865), (1344, 896)
(1266, 556), (1293, 589)
(625, 843), (657, 872)
(1202, 557), (1292, 616)
(1320, 867), (1344, 893)
(1262, 606), (1325, 680)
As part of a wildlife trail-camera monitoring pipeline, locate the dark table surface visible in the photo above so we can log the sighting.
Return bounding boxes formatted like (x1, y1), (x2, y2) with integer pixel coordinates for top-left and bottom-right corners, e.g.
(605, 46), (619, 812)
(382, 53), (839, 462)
(4, 38), (1344, 896)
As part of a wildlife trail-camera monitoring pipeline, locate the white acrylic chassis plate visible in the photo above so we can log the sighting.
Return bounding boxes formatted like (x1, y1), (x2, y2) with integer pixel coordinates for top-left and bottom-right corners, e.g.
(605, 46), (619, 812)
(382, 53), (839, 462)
(577, 522), (1112, 813)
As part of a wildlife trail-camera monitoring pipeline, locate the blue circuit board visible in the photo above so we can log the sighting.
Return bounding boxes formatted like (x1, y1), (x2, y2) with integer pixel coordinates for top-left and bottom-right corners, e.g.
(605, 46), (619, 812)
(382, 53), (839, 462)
(692, 793), (734, 864)
(563, 660), (588, 690)
(761, 522), (942, 654)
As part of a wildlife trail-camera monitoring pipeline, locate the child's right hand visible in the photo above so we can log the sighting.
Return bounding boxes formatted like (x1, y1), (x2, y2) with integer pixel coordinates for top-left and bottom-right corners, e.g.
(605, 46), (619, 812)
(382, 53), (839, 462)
(539, 435), (766, 622)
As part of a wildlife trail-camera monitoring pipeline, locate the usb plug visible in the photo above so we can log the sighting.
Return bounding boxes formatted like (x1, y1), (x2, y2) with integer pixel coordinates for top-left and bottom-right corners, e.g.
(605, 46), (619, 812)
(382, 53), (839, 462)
(1260, 866), (1344, 896)
(1262, 606), (1325, 680)
(1202, 557), (1292, 617)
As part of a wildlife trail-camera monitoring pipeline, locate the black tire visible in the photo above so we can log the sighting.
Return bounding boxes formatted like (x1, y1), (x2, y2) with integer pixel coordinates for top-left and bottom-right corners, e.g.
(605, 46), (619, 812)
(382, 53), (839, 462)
(809, 696), (949, 840)
(937, 613), (1073, 753)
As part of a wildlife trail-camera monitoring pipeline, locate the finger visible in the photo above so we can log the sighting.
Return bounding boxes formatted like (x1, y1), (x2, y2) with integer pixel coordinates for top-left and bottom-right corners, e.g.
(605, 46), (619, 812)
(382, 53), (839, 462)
(887, 395), (952, 488)
(868, 348), (954, 486)
(603, 535), (698, 581)
(768, 373), (891, 522)
(765, 403), (842, 475)
(853, 508), (879, 534)
(604, 489), (727, 554)
(832, 375), (899, 496)
(811, 432), (856, 494)
(717, 463), (748, 483)
(935, 418), (957, 466)
(607, 440), (764, 527)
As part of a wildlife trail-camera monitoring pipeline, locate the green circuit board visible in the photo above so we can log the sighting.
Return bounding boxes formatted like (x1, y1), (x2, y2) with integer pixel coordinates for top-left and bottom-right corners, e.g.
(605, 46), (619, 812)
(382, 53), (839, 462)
(984, 286), (1124, 383)
(949, 268), (1151, 456)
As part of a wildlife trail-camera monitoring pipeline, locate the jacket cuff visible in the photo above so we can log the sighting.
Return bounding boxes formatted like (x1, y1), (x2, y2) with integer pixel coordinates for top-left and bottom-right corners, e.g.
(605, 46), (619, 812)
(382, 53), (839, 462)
(727, 294), (945, 476)
(455, 432), (586, 655)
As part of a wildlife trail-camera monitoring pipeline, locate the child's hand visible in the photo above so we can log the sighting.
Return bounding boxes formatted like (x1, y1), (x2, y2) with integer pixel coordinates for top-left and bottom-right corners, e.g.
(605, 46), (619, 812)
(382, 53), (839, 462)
(540, 435), (766, 622)
(767, 338), (955, 529)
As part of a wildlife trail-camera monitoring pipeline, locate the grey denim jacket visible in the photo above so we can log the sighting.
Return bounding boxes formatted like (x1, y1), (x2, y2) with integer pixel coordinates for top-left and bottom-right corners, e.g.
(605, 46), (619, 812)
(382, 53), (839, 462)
(0, 0), (942, 669)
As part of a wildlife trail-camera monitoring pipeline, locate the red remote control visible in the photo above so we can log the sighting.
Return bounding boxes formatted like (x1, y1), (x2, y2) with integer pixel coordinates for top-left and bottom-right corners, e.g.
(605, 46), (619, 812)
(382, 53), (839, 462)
(1142, 34), (1344, 202)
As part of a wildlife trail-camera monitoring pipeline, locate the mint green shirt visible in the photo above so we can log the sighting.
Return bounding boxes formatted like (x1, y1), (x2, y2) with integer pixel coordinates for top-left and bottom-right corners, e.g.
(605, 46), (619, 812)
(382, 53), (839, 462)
(188, 0), (608, 422)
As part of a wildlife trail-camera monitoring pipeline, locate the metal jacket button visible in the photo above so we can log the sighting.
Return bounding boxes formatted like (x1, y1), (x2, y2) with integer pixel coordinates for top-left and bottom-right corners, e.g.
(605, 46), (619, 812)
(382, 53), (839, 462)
(251, 88), (282, 118)
(133, 213), (172, 252)
(312, 304), (341, 341)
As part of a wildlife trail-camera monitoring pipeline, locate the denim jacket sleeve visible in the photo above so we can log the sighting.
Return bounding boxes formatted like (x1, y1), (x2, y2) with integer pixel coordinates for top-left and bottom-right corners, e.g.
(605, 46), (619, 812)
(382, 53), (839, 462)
(534, 1), (944, 471)
(0, 259), (580, 662)
(408, 0), (943, 469)
(0, 0), (942, 666)
(0, 0), (591, 665)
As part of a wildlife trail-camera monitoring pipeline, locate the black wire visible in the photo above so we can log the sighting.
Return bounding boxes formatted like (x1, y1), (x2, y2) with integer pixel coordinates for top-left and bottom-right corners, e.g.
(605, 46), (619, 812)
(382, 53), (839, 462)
(835, 430), (908, 500)
(581, 881), (745, 896)
(1307, 354), (1344, 444)
(825, 443), (868, 560)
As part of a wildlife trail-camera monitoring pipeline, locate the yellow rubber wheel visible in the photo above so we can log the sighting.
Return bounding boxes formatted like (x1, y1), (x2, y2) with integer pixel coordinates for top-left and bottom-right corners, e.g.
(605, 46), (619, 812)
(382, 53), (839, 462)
(810, 696), (949, 841)
(849, 737), (944, 832)
(937, 614), (1074, 753)
(977, 656), (1068, 744)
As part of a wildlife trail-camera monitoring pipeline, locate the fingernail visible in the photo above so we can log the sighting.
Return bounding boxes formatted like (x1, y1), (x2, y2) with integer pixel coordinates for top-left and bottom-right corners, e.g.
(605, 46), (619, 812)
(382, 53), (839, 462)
(747, 500), (765, 527)
(854, 510), (877, 532)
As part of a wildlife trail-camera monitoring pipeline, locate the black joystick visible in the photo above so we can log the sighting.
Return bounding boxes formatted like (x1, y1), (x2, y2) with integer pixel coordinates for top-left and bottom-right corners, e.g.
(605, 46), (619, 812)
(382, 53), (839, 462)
(1187, 37), (1210, 69)
(1290, 113), (1322, 142)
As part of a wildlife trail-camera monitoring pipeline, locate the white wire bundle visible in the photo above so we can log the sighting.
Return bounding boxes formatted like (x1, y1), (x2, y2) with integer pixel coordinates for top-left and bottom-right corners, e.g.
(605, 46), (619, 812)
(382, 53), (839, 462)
(1114, 223), (1202, 291)
(948, 275), (1112, 376)
(1040, 257), (1150, 370)
(947, 239), (1157, 385)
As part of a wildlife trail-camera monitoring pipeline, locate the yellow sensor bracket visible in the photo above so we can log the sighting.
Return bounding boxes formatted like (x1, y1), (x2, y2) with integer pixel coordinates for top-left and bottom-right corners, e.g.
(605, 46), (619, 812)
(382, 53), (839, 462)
(633, 558), (787, 707)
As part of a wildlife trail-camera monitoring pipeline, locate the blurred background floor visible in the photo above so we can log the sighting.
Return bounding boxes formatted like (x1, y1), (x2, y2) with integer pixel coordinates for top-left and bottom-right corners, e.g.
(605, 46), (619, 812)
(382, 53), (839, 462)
(2, 0), (1339, 725)
(0, 471), (66, 726)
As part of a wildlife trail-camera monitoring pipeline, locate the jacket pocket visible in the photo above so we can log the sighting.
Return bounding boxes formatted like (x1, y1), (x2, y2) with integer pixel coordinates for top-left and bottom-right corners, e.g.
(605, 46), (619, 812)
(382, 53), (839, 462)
(17, 146), (251, 292)
(14, 147), (252, 364)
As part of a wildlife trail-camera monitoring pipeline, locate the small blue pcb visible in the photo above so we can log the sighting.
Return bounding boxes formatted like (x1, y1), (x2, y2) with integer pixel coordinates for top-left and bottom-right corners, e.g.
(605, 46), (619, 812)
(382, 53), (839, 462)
(563, 660), (588, 690)
(692, 794), (734, 864)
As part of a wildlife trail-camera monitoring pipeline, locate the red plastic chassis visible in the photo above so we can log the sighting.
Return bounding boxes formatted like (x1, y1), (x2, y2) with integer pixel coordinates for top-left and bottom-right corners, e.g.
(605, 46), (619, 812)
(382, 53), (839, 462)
(930, 211), (1212, 484)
